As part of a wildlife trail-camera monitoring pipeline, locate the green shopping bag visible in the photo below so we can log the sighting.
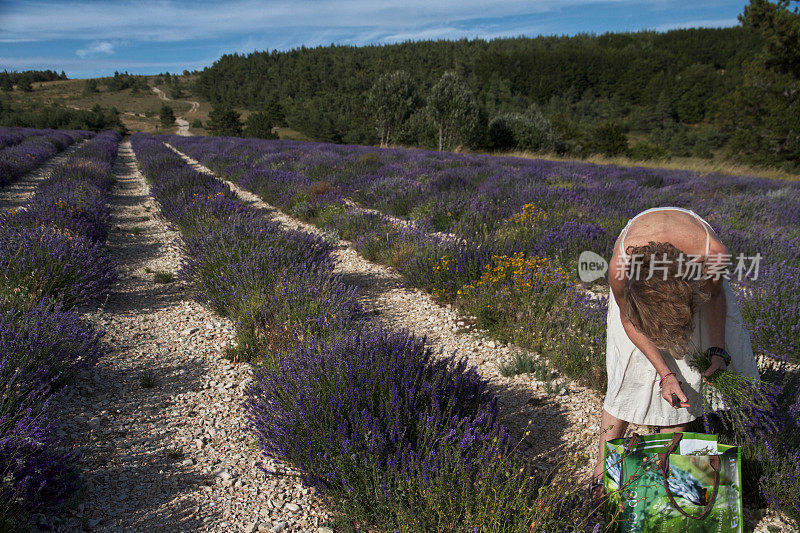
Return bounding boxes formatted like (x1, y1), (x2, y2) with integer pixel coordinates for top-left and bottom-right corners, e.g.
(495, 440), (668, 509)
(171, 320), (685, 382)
(603, 432), (743, 532)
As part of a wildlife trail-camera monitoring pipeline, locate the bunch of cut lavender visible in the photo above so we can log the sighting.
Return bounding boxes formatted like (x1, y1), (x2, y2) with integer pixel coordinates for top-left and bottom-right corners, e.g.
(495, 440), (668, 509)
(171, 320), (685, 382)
(690, 351), (779, 441)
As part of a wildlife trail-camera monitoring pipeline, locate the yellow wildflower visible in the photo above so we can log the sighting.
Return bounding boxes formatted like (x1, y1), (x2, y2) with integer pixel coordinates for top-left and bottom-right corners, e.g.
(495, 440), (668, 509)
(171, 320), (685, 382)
(507, 204), (547, 225)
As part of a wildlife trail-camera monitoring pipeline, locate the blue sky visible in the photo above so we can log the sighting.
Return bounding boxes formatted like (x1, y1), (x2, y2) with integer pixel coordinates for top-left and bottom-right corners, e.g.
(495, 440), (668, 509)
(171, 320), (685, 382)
(0, 0), (747, 79)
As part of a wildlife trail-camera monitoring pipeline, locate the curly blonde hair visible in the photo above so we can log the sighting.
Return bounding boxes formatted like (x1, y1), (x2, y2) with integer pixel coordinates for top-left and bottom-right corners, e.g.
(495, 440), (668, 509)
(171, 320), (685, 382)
(622, 241), (711, 358)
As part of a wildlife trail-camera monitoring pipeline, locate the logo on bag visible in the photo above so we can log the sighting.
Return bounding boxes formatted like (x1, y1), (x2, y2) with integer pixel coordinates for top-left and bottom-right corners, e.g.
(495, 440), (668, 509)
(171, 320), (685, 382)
(578, 251), (608, 282)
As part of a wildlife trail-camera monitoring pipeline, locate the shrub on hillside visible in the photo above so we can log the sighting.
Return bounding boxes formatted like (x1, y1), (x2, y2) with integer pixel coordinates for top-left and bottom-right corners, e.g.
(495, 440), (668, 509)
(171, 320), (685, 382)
(206, 105), (242, 137)
(243, 111), (278, 139)
(628, 141), (669, 161)
(159, 104), (175, 128)
(590, 121), (628, 156)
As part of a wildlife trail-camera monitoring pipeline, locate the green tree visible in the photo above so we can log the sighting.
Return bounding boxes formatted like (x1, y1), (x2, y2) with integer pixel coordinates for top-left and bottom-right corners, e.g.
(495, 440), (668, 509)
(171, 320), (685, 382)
(207, 105), (242, 136)
(655, 91), (676, 127)
(265, 98), (286, 127)
(159, 104), (176, 128)
(514, 105), (558, 152)
(717, 62), (800, 166)
(426, 71), (480, 151)
(243, 111), (278, 139)
(367, 70), (419, 147)
(488, 105), (557, 153)
(163, 27), (794, 160)
(590, 121), (628, 156)
(88, 104), (106, 129)
(170, 82), (185, 99)
(671, 64), (723, 123)
(741, 0), (800, 77)
(717, 1), (800, 167)
(487, 115), (516, 150)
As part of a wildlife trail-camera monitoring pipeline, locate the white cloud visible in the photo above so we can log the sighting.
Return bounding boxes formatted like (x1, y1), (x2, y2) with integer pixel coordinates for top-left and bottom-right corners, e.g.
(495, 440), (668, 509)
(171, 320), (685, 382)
(0, 0), (649, 43)
(76, 40), (115, 58)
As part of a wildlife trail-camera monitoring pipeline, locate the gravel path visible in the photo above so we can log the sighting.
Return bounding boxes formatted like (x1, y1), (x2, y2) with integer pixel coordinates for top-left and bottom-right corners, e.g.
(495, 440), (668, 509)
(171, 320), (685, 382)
(176, 117), (190, 136)
(53, 140), (330, 532)
(0, 139), (88, 210)
(167, 144), (793, 532)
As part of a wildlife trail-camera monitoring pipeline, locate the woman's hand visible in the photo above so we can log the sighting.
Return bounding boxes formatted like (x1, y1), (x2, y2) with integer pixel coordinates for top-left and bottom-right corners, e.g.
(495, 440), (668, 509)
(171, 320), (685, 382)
(702, 355), (727, 381)
(661, 374), (690, 409)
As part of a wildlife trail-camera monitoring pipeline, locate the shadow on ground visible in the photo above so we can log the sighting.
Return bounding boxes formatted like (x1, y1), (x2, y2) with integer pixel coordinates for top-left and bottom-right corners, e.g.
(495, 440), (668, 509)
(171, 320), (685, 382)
(49, 143), (223, 532)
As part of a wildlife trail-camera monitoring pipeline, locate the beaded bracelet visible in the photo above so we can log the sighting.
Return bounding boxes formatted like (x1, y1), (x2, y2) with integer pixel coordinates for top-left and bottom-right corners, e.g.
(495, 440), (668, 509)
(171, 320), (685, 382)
(707, 346), (731, 366)
(659, 372), (675, 388)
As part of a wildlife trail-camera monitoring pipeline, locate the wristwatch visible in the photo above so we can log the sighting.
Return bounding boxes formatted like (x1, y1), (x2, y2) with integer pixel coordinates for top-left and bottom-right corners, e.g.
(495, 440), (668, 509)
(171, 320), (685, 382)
(706, 346), (731, 366)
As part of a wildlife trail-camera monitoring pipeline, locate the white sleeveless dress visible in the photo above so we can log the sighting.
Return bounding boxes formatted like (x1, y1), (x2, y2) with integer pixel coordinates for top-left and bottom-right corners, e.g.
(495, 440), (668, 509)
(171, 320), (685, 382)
(603, 207), (760, 426)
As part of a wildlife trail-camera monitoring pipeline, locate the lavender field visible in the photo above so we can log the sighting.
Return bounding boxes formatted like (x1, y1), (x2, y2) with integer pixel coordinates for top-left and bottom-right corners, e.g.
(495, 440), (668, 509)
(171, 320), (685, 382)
(1, 129), (797, 531)
(160, 134), (799, 529)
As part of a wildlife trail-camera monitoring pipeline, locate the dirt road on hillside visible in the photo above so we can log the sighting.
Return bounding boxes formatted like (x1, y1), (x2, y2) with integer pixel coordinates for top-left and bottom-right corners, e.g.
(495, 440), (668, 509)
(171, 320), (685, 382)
(152, 86), (198, 135)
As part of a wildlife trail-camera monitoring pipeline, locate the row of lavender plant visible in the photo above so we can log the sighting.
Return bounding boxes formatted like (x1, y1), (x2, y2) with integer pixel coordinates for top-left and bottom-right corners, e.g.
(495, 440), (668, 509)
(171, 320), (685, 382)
(132, 133), (593, 531)
(0, 126), (77, 150)
(0, 128), (94, 187)
(164, 134), (799, 525)
(0, 131), (120, 528)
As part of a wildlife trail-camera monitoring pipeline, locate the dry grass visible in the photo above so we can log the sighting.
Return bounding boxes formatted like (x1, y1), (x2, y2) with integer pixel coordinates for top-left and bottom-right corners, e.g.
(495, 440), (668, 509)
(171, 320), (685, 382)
(497, 150), (800, 182)
(307, 181), (333, 196)
(384, 142), (800, 182)
(120, 115), (161, 134)
(19, 77), (196, 119)
(275, 127), (313, 141)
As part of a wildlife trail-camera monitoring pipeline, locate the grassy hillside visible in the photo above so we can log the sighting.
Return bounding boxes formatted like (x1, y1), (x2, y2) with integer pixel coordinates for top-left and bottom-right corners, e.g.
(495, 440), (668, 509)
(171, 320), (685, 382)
(8, 77), (191, 133)
(7, 76), (314, 140)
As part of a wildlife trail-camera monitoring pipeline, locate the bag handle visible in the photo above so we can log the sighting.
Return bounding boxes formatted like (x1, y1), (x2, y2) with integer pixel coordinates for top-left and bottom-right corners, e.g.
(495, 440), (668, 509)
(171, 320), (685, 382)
(657, 433), (720, 520)
(624, 433), (641, 452)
